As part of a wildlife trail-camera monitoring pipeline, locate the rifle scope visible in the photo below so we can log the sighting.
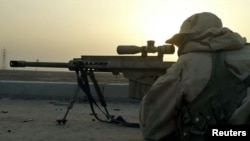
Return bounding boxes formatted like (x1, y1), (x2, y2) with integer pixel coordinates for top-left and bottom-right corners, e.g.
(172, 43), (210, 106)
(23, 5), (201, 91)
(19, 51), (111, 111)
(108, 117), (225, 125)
(117, 40), (175, 57)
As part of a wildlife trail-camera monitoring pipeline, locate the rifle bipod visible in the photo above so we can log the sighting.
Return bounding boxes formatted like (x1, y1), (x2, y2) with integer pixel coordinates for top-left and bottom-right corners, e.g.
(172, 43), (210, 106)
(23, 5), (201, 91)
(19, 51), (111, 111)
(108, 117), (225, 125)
(57, 86), (80, 125)
(56, 68), (111, 125)
(57, 68), (139, 128)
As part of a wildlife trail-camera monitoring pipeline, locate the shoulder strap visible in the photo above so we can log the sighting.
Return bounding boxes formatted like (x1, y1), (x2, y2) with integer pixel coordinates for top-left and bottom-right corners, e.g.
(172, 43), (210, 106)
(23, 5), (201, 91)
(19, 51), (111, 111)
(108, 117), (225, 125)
(178, 51), (248, 141)
(189, 51), (247, 121)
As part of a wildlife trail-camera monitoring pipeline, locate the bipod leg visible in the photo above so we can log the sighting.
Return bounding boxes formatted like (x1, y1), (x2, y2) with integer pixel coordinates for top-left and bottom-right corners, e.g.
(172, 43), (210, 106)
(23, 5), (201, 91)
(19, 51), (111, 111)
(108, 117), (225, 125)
(57, 86), (80, 125)
(88, 71), (110, 119)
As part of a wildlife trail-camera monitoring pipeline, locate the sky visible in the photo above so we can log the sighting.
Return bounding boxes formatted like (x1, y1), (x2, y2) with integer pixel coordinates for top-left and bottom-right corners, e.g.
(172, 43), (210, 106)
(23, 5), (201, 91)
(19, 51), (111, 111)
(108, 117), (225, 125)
(1, 0), (250, 70)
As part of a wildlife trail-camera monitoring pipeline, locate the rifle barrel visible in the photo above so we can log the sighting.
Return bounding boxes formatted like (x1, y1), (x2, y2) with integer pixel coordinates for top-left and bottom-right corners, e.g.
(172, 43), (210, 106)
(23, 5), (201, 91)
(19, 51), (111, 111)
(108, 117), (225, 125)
(10, 61), (69, 68)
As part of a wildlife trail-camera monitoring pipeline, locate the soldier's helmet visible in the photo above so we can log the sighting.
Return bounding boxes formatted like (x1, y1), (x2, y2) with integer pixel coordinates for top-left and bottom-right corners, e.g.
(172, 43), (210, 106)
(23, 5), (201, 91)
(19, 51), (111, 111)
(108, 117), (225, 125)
(166, 12), (223, 45)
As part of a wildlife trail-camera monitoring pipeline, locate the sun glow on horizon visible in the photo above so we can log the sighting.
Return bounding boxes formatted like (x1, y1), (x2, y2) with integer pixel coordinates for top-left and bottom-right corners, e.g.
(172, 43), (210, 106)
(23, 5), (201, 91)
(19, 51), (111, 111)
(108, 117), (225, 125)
(130, 2), (193, 61)
(133, 1), (196, 47)
(1, 0), (250, 69)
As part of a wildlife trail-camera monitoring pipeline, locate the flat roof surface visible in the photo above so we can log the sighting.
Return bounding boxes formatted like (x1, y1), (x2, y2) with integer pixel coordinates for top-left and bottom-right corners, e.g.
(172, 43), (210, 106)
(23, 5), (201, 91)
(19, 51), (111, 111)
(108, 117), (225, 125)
(0, 99), (142, 141)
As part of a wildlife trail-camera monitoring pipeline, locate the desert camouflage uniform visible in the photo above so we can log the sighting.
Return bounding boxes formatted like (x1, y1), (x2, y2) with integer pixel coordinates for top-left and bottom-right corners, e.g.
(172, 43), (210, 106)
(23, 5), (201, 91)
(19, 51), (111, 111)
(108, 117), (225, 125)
(139, 12), (250, 140)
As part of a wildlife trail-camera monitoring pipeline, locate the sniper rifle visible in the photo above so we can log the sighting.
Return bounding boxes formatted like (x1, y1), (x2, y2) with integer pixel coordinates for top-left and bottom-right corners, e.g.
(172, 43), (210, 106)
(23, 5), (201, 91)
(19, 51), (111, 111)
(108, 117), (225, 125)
(10, 40), (175, 127)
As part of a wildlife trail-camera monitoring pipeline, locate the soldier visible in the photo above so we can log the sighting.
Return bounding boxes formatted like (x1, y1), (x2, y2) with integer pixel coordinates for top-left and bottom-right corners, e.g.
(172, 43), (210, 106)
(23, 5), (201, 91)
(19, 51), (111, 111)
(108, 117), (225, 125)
(139, 12), (250, 140)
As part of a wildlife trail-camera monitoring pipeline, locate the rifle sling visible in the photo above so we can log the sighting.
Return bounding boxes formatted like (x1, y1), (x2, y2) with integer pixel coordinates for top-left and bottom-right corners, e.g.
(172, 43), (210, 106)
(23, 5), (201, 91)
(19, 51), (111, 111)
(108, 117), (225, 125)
(75, 68), (140, 128)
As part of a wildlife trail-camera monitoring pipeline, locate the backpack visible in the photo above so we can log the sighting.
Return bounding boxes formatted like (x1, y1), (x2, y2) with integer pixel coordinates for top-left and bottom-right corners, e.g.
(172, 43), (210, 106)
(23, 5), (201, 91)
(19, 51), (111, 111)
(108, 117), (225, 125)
(177, 51), (250, 141)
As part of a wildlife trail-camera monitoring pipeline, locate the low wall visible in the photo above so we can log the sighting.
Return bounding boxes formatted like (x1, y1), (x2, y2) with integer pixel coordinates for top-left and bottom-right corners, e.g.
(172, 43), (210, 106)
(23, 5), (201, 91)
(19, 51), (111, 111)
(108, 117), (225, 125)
(0, 81), (132, 102)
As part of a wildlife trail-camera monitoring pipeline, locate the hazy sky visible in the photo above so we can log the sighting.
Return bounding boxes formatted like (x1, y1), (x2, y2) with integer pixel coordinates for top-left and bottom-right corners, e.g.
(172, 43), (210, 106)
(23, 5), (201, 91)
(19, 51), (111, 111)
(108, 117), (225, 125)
(1, 0), (250, 70)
